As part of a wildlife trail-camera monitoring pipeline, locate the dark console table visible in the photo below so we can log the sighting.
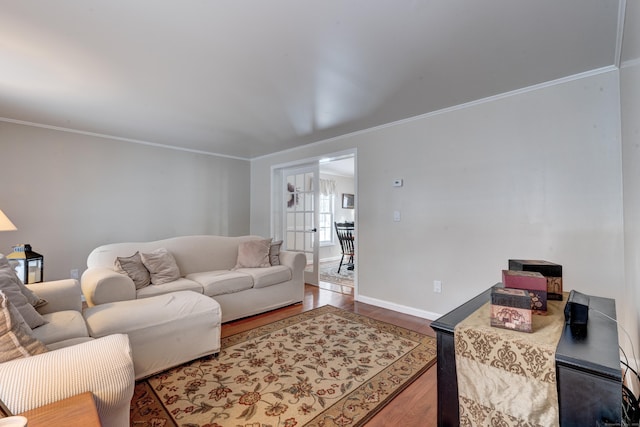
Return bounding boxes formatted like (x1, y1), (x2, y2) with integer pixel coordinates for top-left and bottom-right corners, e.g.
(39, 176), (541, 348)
(431, 288), (622, 427)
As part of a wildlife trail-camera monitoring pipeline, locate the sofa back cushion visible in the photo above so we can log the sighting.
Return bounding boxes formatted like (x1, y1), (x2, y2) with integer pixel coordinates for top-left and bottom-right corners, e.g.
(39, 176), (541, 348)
(87, 235), (265, 276)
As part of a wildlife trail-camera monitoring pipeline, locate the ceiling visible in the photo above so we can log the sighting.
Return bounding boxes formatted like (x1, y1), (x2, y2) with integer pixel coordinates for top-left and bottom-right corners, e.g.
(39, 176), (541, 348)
(0, 1), (624, 159)
(321, 158), (354, 177)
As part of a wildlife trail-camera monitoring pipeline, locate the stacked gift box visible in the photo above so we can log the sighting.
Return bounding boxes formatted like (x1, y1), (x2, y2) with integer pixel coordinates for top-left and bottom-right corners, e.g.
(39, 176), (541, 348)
(508, 259), (563, 301)
(490, 259), (563, 333)
(490, 284), (533, 332)
(502, 269), (547, 315)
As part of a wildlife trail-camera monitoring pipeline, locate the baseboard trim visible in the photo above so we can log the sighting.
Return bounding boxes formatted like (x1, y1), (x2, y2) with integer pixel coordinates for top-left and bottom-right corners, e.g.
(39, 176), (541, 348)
(355, 294), (442, 321)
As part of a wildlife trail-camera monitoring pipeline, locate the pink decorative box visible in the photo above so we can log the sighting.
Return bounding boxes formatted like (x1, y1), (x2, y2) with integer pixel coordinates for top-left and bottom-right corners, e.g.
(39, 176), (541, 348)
(502, 270), (547, 315)
(508, 259), (563, 301)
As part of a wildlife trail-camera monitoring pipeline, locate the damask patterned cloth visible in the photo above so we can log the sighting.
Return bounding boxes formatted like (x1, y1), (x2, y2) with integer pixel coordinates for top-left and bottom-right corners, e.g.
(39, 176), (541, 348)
(454, 296), (567, 427)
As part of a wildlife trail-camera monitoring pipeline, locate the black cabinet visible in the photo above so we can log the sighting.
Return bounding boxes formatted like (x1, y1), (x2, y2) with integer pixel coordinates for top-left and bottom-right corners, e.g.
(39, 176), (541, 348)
(431, 289), (621, 426)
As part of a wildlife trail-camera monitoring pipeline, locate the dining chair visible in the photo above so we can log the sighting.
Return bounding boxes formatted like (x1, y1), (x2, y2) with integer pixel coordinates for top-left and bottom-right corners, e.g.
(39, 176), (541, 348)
(334, 222), (355, 273)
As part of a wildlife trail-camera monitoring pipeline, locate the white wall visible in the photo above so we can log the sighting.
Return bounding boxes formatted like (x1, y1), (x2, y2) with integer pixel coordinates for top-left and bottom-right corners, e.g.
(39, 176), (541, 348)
(620, 0), (640, 367)
(0, 122), (250, 281)
(251, 71), (624, 320)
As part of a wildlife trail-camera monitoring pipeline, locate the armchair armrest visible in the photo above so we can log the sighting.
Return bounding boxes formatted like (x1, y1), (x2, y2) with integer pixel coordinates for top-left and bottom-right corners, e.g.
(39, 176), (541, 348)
(27, 279), (82, 314)
(0, 334), (135, 427)
(81, 267), (136, 306)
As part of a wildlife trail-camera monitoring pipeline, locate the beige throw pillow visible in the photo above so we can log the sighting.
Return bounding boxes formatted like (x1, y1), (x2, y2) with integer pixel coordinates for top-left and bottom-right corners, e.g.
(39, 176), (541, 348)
(140, 248), (181, 285)
(235, 238), (273, 268)
(115, 251), (151, 290)
(269, 240), (283, 266)
(0, 290), (48, 363)
(0, 255), (46, 329)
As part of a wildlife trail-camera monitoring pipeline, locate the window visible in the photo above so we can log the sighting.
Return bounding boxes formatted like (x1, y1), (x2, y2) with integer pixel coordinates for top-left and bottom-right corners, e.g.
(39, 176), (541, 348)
(319, 193), (334, 244)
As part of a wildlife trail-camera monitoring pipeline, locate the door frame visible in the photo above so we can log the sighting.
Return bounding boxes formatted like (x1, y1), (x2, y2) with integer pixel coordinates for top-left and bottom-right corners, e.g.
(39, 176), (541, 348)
(270, 148), (357, 290)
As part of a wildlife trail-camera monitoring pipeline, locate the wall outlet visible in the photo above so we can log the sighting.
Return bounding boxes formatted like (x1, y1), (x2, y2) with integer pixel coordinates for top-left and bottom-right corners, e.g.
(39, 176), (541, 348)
(433, 280), (442, 293)
(70, 269), (79, 280)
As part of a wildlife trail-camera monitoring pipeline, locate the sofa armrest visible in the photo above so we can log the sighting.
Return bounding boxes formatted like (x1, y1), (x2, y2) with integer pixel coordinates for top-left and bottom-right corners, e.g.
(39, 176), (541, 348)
(27, 279), (82, 314)
(0, 334), (135, 427)
(81, 267), (136, 306)
(278, 250), (307, 280)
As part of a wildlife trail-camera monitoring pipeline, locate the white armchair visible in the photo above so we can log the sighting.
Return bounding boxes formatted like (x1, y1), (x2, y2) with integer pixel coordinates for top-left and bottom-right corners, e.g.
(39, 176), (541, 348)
(0, 334), (135, 427)
(0, 279), (135, 427)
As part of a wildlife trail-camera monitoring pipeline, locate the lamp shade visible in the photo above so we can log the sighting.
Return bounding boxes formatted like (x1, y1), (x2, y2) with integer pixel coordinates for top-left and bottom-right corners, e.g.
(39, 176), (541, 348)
(0, 210), (17, 231)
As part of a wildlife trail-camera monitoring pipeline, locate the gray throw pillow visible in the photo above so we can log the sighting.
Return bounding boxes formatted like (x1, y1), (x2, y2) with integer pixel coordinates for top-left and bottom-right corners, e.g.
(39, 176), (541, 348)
(0, 255), (47, 308)
(114, 251), (151, 290)
(140, 248), (181, 285)
(234, 238), (272, 269)
(0, 290), (48, 363)
(0, 255), (46, 329)
(269, 240), (283, 266)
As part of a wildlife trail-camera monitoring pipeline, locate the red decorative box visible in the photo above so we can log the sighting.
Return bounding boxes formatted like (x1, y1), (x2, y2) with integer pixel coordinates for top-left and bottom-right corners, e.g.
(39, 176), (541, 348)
(490, 285), (532, 332)
(502, 270), (547, 315)
(508, 259), (563, 301)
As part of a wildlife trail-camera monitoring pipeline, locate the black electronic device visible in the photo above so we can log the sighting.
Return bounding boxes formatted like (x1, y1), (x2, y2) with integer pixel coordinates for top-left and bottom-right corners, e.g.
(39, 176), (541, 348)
(564, 290), (590, 336)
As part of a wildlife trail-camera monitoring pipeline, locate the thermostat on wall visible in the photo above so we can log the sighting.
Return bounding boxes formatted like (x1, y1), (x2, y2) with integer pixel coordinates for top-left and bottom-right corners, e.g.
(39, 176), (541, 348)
(393, 179), (403, 187)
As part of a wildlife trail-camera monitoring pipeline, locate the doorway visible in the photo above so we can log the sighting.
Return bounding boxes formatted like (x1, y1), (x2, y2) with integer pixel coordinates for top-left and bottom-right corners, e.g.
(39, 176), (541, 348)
(272, 150), (356, 293)
(318, 155), (355, 294)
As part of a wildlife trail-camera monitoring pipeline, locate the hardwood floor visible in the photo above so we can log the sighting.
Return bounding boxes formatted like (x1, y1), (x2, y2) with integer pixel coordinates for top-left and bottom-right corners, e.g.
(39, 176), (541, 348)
(222, 284), (438, 427)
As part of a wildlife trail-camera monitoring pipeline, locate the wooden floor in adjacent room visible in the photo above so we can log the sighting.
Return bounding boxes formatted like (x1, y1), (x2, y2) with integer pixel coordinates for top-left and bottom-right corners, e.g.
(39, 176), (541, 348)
(223, 283), (438, 427)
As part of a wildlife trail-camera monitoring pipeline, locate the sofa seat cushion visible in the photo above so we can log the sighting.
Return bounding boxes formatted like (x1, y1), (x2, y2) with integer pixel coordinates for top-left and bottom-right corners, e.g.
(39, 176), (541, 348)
(235, 266), (292, 289)
(83, 291), (221, 379)
(135, 278), (202, 299)
(83, 291), (220, 337)
(31, 310), (89, 345)
(186, 270), (253, 297)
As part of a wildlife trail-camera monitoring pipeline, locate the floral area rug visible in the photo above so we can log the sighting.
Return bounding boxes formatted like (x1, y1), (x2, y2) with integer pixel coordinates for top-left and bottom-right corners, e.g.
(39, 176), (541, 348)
(130, 305), (436, 427)
(318, 261), (354, 287)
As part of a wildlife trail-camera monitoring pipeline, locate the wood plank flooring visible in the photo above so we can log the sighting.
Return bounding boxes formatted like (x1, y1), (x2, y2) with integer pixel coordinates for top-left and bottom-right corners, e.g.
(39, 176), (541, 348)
(222, 284), (438, 427)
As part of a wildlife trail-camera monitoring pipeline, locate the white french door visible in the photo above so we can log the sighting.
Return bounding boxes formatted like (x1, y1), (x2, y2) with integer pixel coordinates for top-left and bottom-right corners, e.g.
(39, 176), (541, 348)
(282, 164), (319, 285)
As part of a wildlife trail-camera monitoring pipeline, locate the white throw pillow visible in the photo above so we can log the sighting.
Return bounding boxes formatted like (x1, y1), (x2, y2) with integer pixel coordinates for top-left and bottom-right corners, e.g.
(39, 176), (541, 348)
(140, 248), (181, 285)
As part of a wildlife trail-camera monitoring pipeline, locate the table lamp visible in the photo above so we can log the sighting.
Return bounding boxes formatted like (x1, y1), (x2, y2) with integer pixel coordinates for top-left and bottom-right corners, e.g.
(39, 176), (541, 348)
(0, 209), (17, 232)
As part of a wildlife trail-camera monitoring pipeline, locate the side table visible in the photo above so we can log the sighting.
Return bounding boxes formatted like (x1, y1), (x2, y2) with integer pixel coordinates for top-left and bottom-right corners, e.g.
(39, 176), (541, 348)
(18, 392), (101, 427)
(431, 288), (622, 426)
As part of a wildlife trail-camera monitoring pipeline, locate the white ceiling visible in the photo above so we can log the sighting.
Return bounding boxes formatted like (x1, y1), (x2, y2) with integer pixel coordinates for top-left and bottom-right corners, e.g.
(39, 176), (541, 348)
(321, 158), (354, 177)
(0, 1), (624, 159)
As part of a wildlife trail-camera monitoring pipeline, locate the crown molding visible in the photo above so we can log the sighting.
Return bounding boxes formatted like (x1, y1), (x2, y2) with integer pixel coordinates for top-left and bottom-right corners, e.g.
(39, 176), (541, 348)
(0, 117), (250, 161)
(615, 0), (627, 68)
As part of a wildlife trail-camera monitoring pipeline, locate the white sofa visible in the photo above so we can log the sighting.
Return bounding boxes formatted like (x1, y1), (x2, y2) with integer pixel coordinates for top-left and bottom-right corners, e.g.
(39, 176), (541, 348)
(0, 279), (135, 427)
(81, 235), (306, 322)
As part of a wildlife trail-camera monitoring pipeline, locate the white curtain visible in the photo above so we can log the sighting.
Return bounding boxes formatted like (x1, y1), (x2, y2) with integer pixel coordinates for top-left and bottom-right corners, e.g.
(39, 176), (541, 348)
(320, 178), (336, 196)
